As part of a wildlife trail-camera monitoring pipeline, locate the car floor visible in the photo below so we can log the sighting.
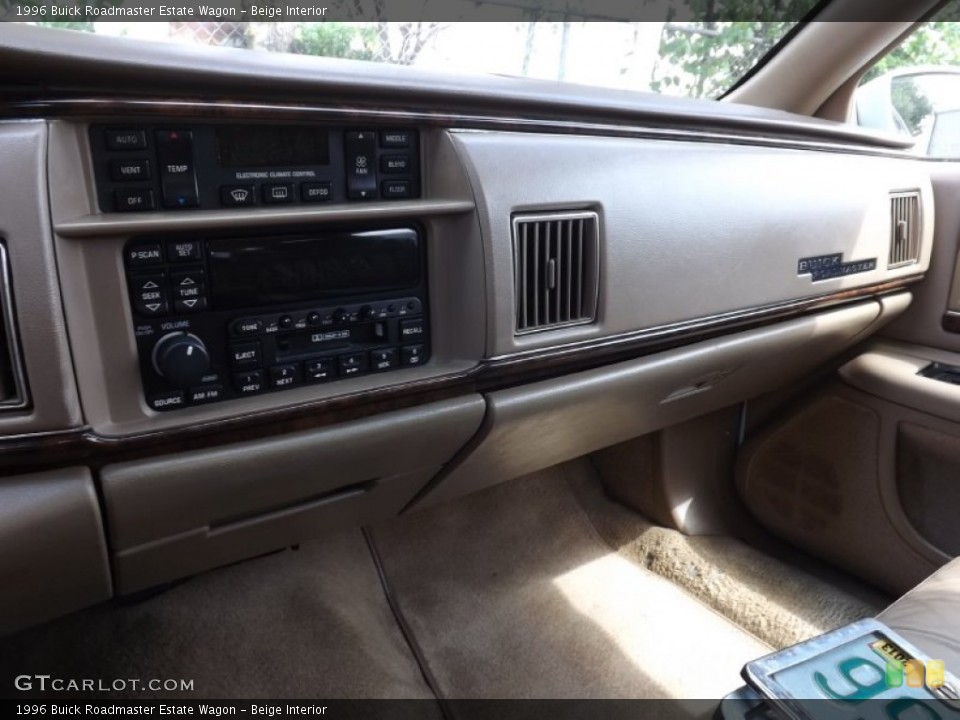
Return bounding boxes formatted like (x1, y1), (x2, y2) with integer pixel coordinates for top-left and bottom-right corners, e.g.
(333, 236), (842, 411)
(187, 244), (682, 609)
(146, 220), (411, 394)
(0, 459), (885, 709)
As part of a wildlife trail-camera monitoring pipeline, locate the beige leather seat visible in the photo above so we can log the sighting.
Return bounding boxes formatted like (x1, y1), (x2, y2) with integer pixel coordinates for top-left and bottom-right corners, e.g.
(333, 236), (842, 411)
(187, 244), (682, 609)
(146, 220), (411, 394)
(877, 557), (960, 667)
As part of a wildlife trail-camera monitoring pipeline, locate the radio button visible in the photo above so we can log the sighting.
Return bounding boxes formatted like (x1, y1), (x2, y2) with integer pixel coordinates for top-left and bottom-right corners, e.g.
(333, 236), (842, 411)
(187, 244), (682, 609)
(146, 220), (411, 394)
(304, 358), (335, 383)
(380, 155), (410, 174)
(400, 318), (425, 341)
(221, 185), (256, 207)
(371, 348), (398, 372)
(166, 240), (203, 263)
(189, 385), (223, 405)
(234, 370), (264, 395)
(382, 180), (412, 199)
(379, 130), (412, 148)
(232, 319), (264, 337)
(106, 129), (148, 151)
(338, 353), (368, 377)
(115, 188), (156, 212)
(147, 390), (185, 411)
(270, 364), (301, 389)
(230, 342), (261, 367)
(263, 184), (294, 204)
(401, 344), (426, 367)
(301, 182), (332, 203)
(174, 297), (207, 313)
(110, 159), (151, 182)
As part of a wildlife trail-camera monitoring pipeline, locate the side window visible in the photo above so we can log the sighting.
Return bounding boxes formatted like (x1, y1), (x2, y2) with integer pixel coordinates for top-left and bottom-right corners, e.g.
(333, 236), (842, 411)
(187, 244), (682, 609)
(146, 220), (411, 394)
(854, 8), (960, 158)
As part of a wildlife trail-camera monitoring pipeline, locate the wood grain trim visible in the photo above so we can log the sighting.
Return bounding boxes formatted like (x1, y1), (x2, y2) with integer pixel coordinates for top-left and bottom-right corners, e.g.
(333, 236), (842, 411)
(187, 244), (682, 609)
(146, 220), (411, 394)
(56, 199), (477, 238)
(0, 279), (919, 474)
(4, 97), (914, 159)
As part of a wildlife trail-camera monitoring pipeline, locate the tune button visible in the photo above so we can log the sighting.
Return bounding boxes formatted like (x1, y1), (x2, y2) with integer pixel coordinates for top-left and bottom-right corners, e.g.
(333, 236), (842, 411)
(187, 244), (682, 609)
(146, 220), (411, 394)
(174, 297), (207, 313)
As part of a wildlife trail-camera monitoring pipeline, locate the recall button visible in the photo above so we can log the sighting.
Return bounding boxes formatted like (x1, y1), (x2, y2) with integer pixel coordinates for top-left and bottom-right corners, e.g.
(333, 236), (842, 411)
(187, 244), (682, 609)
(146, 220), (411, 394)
(400, 318), (425, 340)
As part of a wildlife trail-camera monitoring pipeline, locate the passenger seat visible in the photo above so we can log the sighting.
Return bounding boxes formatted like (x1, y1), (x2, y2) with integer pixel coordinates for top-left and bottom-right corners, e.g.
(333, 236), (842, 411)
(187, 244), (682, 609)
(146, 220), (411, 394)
(877, 557), (960, 668)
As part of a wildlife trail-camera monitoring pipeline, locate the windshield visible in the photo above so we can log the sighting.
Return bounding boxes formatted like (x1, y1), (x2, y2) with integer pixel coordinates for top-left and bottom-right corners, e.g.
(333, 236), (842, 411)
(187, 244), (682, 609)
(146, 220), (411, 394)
(18, 11), (818, 99)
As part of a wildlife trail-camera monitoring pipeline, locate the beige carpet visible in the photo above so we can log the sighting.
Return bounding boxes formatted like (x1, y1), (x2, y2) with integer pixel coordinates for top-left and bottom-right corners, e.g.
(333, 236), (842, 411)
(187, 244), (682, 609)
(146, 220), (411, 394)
(0, 529), (438, 702)
(371, 467), (772, 706)
(566, 457), (881, 650)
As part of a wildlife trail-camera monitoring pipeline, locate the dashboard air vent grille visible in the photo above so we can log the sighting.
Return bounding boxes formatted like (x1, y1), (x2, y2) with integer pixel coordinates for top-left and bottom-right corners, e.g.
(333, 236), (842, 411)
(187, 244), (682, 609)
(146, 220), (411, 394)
(0, 245), (28, 410)
(513, 211), (599, 334)
(889, 191), (921, 268)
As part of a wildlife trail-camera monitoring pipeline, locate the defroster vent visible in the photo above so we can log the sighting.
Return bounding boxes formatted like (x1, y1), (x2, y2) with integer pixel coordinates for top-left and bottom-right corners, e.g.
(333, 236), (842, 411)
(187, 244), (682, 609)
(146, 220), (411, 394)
(513, 211), (599, 334)
(889, 191), (921, 268)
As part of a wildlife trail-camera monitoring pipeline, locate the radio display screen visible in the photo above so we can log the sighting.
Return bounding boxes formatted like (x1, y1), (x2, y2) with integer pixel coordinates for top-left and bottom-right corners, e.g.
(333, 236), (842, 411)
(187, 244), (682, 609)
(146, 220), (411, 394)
(217, 125), (330, 168)
(206, 229), (421, 309)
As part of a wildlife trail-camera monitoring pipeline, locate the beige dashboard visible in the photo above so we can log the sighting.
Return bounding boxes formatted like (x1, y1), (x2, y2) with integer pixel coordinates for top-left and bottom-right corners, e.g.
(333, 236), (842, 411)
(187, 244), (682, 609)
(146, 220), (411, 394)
(0, 24), (937, 633)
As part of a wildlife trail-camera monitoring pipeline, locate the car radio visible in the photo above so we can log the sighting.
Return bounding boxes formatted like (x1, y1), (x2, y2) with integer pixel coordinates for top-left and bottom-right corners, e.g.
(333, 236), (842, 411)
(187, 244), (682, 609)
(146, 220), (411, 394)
(123, 227), (430, 411)
(90, 123), (420, 213)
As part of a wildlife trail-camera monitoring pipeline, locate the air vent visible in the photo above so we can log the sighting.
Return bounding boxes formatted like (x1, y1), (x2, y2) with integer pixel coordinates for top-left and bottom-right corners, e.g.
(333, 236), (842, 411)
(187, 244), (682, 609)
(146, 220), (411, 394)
(889, 191), (921, 268)
(0, 245), (28, 410)
(512, 211), (599, 334)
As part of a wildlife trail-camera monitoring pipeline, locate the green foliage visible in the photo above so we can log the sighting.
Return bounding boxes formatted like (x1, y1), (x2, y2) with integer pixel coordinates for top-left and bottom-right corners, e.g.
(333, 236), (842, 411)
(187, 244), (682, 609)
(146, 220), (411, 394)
(290, 22), (378, 61)
(650, 0), (819, 98)
(891, 79), (934, 136)
(863, 21), (960, 83)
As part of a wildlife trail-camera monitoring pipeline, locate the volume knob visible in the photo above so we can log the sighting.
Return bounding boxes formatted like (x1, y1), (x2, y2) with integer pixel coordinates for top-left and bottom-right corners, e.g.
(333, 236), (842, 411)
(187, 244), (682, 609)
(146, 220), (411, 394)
(152, 332), (210, 387)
